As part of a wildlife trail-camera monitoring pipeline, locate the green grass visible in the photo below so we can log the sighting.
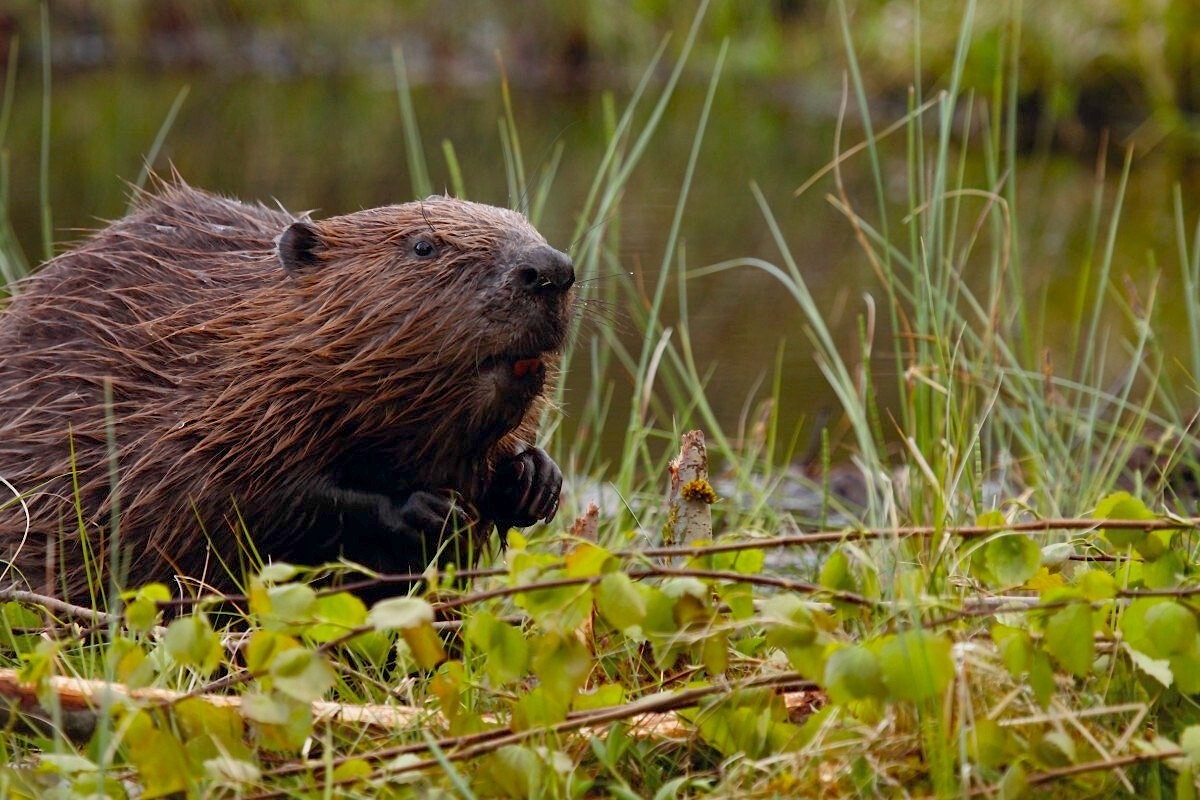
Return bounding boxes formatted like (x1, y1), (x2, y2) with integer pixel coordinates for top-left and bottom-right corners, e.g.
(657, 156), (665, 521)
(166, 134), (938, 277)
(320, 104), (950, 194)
(4, 1), (1200, 798)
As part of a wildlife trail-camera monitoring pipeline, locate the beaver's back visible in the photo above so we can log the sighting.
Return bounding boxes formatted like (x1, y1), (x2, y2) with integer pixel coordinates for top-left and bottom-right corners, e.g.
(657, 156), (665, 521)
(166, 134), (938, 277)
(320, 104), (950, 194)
(0, 187), (299, 593)
(6, 186), (290, 332)
(1, 188), (294, 414)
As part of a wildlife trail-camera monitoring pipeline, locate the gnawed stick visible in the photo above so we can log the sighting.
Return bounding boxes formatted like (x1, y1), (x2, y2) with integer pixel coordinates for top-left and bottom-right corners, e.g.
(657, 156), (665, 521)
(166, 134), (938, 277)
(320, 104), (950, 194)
(665, 429), (716, 545)
(0, 667), (427, 742)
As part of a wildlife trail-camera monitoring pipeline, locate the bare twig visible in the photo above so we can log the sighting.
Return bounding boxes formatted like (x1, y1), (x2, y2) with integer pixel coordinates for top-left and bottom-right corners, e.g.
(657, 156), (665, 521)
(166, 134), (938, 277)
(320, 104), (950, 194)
(968, 747), (1185, 797)
(247, 671), (822, 796)
(0, 586), (120, 625)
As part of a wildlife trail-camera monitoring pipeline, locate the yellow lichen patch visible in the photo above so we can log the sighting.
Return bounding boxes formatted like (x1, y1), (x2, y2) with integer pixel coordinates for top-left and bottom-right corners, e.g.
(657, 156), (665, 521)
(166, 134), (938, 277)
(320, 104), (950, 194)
(680, 478), (718, 504)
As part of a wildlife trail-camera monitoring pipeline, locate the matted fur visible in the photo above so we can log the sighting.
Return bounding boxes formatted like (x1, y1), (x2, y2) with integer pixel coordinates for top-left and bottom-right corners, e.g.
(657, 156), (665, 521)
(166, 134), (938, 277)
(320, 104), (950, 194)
(0, 180), (573, 599)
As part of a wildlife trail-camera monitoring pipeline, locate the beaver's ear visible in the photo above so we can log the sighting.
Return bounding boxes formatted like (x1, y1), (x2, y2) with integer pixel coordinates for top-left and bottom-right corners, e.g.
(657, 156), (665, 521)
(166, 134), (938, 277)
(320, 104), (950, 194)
(277, 221), (324, 276)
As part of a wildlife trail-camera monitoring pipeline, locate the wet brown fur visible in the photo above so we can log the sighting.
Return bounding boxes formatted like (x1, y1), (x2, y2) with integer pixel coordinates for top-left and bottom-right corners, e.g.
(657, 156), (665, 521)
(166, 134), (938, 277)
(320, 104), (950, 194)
(0, 181), (572, 599)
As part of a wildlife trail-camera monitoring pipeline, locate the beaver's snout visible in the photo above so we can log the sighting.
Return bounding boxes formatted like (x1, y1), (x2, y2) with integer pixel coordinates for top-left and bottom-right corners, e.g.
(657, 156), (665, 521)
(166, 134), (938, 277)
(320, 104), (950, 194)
(511, 246), (575, 295)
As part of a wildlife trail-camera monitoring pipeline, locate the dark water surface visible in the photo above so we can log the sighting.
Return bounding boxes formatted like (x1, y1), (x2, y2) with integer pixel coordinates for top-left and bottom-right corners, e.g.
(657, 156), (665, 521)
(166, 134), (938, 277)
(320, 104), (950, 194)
(5, 66), (1200, 465)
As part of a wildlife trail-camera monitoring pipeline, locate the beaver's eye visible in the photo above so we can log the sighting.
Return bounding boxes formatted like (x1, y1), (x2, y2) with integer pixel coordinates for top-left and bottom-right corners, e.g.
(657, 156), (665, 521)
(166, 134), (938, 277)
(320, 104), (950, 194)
(413, 239), (436, 258)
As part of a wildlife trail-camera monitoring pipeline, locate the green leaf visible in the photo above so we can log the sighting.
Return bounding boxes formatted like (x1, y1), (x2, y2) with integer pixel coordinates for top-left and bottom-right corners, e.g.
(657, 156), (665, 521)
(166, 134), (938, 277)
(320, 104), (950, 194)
(485, 745), (545, 799)
(243, 692), (312, 752)
(693, 690), (801, 760)
(513, 686), (571, 730)
(515, 578), (592, 634)
(257, 562), (300, 583)
(1172, 643), (1200, 693)
(820, 548), (853, 593)
(20, 637), (58, 689)
(1127, 646), (1173, 687)
(1044, 603), (1094, 676)
(122, 583), (170, 633)
(108, 638), (156, 689)
(781, 642), (828, 681)
(572, 683), (625, 712)
(687, 542), (765, 575)
(824, 645), (885, 703)
(164, 613), (222, 675)
(1182, 766), (1197, 800)
(366, 596), (435, 631)
(992, 624), (1032, 677)
(176, 697), (247, 757)
(637, 584), (679, 638)
(976, 510), (1007, 527)
(1181, 726), (1200, 767)
(245, 630), (297, 674)
(241, 692), (292, 725)
(307, 591), (368, 643)
(662, 576), (708, 602)
(1094, 490), (1155, 520)
(264, 583), (317, 625)
(38, 753), (97, 776)
(997, 763), (1028, 800)
(662, 578), (711, 627)
(430, 660), (465, 729)
(71, 773), (129, 798)
(1033, 730), (1075, 767)
(967, 719), (1012, 770)
(0, 602), (42, 654)
(762, 594), (817, 649)
(464, 612), (529, 685)
(125, 712), (192, 798)
(1040, 542), (1075, 568)
(699, 629), (729, 676)
(270, 648), (336, 703)
(204, 756), (261, 786)
(878, 631), (953, 702)
(124, 599), (159, 634)
(532, 633), (590, 704)
(1136, 530), (1172, 561)
(1029, 649), (1055, 708)
(595, 572), (647, 631)
(1144, 551), (1186, 589)
(1094, 491), (1155, 549)
(1077, 569), (1116, 601)
(565, 541), (612, 577)
(984, 534), (1041, 587)
(1121, 597), (1160, 653)
(1144, 602), (1198, 656)
(1121, 598), (1196, 662)
(402, 621), (447, 670)
(330, 758), (372, 786)
(719, 582), (756, 620)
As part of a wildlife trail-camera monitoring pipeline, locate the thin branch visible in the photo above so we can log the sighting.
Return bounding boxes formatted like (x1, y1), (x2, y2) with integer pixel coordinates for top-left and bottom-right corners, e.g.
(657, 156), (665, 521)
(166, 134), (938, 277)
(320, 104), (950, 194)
(247, 671), (821, 796)
(0, 587), (120, 625)
(969, 747), (1185, 797)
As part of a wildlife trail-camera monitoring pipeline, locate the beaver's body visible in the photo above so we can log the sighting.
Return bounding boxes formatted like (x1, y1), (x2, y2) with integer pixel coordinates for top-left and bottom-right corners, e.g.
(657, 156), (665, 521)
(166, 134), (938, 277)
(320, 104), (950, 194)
(0, 183), (574, 599)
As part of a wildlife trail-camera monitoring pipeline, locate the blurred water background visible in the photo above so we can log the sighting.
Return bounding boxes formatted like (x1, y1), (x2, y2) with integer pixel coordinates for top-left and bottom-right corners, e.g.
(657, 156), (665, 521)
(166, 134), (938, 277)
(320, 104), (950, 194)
(3, 1), (1199, 467)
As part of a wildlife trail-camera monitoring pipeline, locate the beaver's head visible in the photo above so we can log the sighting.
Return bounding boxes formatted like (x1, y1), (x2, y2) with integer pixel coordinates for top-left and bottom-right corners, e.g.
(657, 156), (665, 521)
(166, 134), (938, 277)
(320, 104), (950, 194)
(274, 197), (575, 454)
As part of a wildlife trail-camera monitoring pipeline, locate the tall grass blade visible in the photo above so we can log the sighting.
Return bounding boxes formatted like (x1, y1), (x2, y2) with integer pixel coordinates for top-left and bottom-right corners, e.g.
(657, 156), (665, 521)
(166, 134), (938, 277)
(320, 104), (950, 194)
(393, 47), (433, 199)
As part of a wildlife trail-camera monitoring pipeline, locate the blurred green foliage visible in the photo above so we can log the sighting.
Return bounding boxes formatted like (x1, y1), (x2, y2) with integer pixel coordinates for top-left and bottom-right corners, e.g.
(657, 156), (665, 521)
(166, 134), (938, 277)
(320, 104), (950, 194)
(2, 0), (1197, 145)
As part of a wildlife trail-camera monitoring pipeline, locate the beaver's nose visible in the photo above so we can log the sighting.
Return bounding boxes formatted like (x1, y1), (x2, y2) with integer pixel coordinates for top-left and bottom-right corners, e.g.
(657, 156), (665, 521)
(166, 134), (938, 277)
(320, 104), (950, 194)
(514, 247), (575, 295)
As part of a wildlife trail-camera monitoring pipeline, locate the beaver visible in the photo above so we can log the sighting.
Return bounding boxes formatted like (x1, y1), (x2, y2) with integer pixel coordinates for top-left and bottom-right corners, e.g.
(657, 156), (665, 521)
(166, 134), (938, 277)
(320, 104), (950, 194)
(0, 181), (575, 601)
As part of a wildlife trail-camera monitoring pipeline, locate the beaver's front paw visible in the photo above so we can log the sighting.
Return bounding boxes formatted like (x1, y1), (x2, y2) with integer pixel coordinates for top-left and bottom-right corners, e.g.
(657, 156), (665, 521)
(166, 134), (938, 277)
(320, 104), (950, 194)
(487, 447), (562, 529)
(389, 489), (479, 540)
